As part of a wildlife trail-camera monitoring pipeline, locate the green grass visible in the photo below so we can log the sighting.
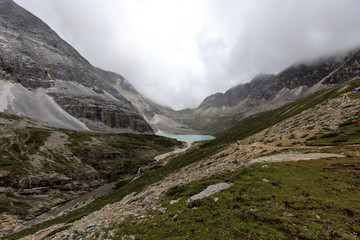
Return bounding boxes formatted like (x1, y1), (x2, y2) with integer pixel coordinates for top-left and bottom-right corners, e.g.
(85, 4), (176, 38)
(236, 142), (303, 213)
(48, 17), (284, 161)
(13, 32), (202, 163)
(0, 193), (32, 215)
(42, 225), (71, 239)
(0, 127), (51, 175)
(206, 78), (360, 146)
(108, 157), (360, 240)
(175, 112), (244, 135)
(21, 127), (51, 154)
(0, 112), (22, 121)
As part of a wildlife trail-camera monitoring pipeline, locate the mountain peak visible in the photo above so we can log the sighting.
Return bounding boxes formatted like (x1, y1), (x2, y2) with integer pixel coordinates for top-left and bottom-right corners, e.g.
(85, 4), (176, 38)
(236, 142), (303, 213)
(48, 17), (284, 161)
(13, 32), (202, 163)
(0, 0), (152, 132)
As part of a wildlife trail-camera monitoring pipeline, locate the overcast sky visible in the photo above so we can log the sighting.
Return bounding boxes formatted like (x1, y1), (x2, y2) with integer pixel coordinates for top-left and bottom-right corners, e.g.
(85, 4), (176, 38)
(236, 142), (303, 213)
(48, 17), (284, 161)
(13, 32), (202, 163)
(14, 0), (360, 109)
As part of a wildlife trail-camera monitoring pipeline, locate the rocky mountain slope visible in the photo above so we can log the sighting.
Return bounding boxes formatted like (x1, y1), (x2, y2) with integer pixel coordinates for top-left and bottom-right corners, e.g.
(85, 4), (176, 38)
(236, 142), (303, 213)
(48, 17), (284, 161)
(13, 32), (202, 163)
(196, 48), (360, 117)
(0, 0), (152, 133)
(17, 78), (360, 240)
(0, 112), (180, 238)
(95, 67), (198, 135)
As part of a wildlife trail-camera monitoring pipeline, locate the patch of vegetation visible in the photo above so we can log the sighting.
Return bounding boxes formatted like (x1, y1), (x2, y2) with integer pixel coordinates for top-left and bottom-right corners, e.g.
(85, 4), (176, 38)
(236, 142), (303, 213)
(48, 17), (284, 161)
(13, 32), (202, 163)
(165, 185), (186, 197)
(108, 157), (360, 240)
(174, 111), (244, 135)
(309, 117), (360, 146)
(0, 112), (22, 121)
(301, 133), (309, 138)
(115, 179), (131, 189)
(42, 225), (71, 239)
(22, 127), (51, 154)
(0, 196), (31, 215)
(0, 127), (51, 175)
(206, 78), (360, 146)
(320, 132), (339, 138)
(307, 125), (315, 130)
(306, 136), (317, 141)
(289, 134), (296, 139)
(339, 119), (355, 127)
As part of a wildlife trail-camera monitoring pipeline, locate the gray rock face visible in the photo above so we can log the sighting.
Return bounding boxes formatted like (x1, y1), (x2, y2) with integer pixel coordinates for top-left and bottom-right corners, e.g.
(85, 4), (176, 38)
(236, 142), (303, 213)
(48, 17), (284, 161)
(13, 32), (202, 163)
(197, 48), (360, 116)
(0, 0), (152, 132)
(96, 67), (198, 135)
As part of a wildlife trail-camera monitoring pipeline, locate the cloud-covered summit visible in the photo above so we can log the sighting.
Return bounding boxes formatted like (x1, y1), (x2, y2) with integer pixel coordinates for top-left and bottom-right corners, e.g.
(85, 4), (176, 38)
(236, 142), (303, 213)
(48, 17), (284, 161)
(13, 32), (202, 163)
(14, 0), (360, 109)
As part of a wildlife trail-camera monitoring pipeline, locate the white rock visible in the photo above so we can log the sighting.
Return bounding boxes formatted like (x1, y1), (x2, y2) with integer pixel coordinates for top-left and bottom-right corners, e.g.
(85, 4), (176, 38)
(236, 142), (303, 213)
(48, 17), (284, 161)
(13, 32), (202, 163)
(186, 182), (233, 204)
(170, 198), (181, 205)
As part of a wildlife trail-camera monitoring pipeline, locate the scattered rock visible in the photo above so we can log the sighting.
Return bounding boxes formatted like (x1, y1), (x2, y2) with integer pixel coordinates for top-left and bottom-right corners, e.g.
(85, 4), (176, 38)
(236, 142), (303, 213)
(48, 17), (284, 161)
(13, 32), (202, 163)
(65, 230), (83, 240)
(186, 182), (233, 204)
(158, 207), (167, 214)
(122, 234), (136, 240)
(284, 212), (294, 217)
(170, 198), (181, 205)
(86, 222), (97, 229)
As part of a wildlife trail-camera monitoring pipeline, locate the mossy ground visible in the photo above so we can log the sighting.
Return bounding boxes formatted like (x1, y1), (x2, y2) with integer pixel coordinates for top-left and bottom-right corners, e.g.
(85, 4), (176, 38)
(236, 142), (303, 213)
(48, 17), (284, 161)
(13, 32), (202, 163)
(0, 127), (51, 175)
(108, 156), (360, 240)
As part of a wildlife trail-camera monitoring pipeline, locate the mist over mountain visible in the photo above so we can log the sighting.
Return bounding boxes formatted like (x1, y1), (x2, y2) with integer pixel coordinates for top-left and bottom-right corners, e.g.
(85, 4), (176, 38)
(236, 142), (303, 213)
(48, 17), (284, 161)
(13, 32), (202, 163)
(2, 1), (360, 238)
(0, 0), (152, 132)
(195, 48), (360, 117)
(13, 0), (360, 110)
(1, 0), (360, 136)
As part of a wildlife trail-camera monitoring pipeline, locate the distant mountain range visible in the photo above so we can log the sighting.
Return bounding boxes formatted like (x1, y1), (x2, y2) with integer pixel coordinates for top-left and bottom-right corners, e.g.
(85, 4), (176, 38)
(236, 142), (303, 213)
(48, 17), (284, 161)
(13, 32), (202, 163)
(195, 49), (360, 116)
(0, 0), (359, 135)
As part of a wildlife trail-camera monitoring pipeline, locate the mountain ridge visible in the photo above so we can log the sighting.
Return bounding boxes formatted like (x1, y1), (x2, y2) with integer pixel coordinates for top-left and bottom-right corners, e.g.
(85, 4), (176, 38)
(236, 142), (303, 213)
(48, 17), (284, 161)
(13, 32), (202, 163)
(196, 48), (360, 117)
(0, 0), (152, 133)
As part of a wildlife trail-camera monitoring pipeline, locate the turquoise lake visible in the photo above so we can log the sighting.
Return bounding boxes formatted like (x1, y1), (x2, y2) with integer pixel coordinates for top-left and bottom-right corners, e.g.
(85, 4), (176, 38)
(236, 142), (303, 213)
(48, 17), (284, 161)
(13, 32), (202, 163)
(166, 135), (215, 142)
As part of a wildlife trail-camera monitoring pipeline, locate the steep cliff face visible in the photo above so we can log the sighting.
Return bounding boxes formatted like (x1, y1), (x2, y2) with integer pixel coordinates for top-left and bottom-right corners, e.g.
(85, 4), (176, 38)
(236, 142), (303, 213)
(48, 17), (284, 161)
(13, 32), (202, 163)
(0, 0), (152, 132)
(197, 48), (360, 116)
(96, 68), (198, 135)
(323, 49), (360, 84)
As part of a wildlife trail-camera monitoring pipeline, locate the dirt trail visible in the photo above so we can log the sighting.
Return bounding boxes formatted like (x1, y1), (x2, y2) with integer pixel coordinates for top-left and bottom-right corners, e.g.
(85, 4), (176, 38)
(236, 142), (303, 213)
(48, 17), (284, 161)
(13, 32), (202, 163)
(249, 152), (345, 164)
(154, 141), (192, 161)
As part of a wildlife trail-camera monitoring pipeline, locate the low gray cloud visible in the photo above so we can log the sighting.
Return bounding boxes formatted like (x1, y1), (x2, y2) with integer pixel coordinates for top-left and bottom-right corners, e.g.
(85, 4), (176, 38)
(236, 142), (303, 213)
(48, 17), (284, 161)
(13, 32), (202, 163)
(14, 0), (360, 109)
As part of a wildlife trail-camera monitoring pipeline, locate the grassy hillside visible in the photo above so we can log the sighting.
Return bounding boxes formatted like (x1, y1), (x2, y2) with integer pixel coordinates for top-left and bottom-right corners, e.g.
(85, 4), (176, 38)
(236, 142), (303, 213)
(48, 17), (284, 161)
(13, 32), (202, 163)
(109, 155), (360, 239)
(172, 110), (243, 135)
(208, 78), (360, 146)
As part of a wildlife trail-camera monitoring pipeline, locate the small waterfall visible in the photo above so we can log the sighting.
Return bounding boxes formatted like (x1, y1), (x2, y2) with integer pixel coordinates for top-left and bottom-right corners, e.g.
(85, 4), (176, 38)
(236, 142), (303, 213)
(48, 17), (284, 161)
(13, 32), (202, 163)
(137, 167), (141, 174)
